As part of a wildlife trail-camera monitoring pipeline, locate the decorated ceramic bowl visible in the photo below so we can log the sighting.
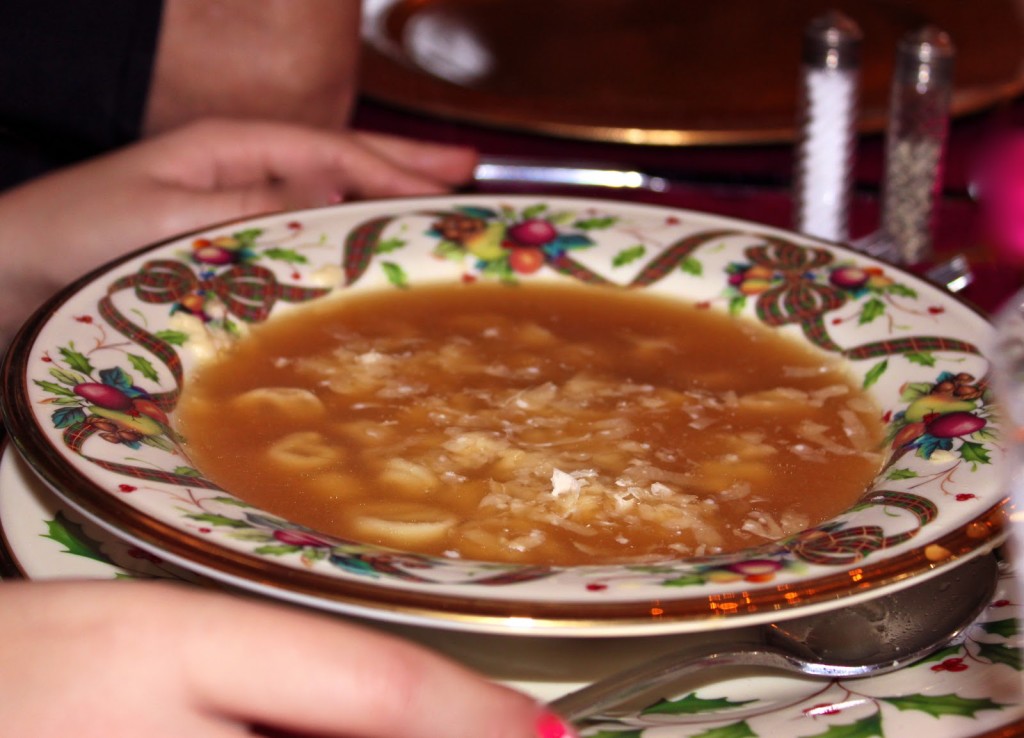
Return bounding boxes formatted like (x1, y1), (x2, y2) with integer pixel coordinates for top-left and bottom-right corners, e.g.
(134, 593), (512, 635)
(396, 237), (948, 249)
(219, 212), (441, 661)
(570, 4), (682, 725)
(0, 195), (1007, 636)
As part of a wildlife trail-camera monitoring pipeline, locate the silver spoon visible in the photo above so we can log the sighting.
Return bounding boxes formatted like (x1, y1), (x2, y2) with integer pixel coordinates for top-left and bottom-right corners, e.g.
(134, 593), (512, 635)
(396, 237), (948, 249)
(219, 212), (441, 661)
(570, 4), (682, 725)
(549, 553), (999, 724)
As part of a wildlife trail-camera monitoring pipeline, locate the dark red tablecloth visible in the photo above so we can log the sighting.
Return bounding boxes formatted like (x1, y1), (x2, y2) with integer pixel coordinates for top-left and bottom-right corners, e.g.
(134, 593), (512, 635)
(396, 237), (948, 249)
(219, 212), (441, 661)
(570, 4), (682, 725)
(354, 97), (1024, 315)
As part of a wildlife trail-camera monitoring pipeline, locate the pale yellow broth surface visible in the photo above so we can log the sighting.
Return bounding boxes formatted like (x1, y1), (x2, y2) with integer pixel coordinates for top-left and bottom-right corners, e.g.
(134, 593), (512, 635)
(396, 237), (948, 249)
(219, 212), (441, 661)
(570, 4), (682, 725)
(176, 283), (884, 566)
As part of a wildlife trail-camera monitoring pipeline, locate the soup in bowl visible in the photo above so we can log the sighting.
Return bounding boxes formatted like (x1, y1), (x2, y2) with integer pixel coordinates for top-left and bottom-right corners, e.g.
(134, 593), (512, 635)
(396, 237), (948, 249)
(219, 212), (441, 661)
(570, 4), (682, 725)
(1, 195), (1006, 636)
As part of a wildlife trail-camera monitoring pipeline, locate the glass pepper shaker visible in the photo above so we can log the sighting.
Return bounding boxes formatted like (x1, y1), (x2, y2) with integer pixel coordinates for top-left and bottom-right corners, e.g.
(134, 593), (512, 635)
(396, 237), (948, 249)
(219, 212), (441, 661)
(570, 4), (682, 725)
(877, 27), (956, 265)
(793, 11), (862, 243)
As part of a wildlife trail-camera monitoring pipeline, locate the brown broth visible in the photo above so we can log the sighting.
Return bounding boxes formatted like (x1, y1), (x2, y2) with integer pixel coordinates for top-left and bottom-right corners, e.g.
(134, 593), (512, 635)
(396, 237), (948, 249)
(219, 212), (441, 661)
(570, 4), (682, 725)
(176, 282), (884, 566)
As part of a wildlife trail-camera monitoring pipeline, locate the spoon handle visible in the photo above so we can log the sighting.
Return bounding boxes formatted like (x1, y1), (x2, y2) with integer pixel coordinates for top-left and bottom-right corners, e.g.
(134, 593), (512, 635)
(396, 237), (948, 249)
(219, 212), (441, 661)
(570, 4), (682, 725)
(548, 639), (803, 724)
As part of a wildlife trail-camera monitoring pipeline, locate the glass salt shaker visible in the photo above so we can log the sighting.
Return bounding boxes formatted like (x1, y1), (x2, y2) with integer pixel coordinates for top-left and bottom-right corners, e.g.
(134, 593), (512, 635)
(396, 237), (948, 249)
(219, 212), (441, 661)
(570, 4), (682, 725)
(877, 27), (956, 265)
(793, 11), (862, 243)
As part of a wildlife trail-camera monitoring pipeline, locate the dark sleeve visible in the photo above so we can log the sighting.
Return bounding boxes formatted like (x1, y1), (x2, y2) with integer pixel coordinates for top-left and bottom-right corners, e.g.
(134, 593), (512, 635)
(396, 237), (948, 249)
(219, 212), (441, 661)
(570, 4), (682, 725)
(0, 0), (164, 188)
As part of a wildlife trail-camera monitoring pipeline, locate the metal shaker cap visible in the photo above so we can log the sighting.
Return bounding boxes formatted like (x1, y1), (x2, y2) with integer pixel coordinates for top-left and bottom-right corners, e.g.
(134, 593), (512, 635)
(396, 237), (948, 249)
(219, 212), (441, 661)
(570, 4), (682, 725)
(802, 11), (863, 70)
(894, 26), (956, 91)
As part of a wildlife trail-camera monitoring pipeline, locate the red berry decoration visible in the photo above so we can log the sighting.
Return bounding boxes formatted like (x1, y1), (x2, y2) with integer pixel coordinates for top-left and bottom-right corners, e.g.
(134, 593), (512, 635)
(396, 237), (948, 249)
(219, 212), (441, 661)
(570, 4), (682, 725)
(829, 267), (869, 289)
(508, 247), (545, 274)
(507, 219), (558, 246)
(193, 245), (234, 265)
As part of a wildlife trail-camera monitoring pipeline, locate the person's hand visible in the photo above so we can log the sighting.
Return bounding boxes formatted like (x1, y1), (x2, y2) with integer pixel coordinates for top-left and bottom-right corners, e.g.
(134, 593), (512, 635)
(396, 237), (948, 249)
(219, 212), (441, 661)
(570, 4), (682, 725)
(0, 118), (478, 342)
(2, 118), (477, 261)
(0, 580), (572, 738)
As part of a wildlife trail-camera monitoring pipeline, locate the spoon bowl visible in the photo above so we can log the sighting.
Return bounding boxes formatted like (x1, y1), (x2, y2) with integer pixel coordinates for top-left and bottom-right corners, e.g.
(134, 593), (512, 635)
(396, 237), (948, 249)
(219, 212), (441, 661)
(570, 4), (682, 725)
(550, 553), (1000, 723)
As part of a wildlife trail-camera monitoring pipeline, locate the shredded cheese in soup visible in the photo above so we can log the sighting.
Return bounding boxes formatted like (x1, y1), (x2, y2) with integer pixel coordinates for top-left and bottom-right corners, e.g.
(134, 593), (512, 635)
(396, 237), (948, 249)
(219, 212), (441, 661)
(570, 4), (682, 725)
(176, 283), (884, 566)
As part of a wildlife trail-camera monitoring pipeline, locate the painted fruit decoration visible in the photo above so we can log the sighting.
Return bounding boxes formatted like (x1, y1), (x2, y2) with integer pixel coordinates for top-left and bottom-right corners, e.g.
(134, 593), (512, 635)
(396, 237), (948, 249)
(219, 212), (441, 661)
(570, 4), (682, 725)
(37, 348), (177, 451)
(887, 371), (993, 465)
(428, 204), (599, 280)
(828, 265), (895, 292)
(188, 229), (261, 267)
(76, 381), (170, 447)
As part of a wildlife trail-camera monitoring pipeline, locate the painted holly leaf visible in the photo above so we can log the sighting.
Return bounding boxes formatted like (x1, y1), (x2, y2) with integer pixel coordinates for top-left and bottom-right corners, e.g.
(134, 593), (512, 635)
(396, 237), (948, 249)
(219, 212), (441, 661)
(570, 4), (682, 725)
(58, 344), (94, 375)
(573, 216), (618, 230)
(206, 495), (253, 507)
(254, 543), (303, 556)
(233, 228), (263, 249)
(521, 203), (548, 219)
(959, 441), (991, 467)
(882, 692), (1005, 718)
(905, 352), (937, 367)
(862, 360), (888, 389)
(49, 367), (87, 386)
(43, 512), (113, 564)
(859, 297), (886, 324)
(887, 283), (918, 298)
(34, 379), (76, 398)
(642, 692), (756, 716)
(173, 466), (204, 478)
(980, 618), (1020, 638)
(374, 237), (406, 254)
(154, 329), (189, 346)
(613, 245), (646, 267)
(680, 256), (703, 277)
(886, 468), (918, 480)
(51, 407), (86, 429)
(688, 720), (756, 738)
(728, 295), (747, 316)
(185, 513), (252, 529)
(660, 573), (707, 587)
(803, 712), (881, 738)
(263, 247), (308, 264)
(127, 354), (159, 383)
(381, 261), (408, 288)
(976, 642), (1023, 670)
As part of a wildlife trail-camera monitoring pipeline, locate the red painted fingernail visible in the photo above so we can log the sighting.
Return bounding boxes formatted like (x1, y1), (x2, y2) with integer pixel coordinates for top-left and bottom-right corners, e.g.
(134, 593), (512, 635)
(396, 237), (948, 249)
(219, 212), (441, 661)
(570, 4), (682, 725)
(535, 709), (577, 738)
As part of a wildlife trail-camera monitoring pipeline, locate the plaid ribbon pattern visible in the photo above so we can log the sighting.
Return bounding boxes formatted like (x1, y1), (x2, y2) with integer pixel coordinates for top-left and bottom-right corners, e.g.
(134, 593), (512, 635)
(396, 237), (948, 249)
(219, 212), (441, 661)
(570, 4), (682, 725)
(209, 263), (331, 323)
(843, 335), (980, 360)
(70, 258), (331, 487)
(63, 423), (223, 488)
(344, 215), (394, 286)
(786, 490), (938, 565)
(547, 253), (614, 285)
(629, 229), (738, 287)
(344, 211), (454, 286)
